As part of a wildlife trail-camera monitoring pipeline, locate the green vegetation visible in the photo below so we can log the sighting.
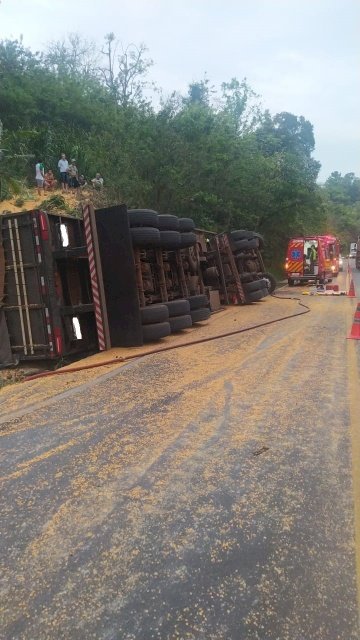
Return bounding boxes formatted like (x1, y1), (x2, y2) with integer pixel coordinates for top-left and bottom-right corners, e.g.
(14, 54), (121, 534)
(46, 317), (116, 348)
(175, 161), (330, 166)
(39, 194), (76, 215)
(0, 34), (359, 268)
(322, 172), (360, 251)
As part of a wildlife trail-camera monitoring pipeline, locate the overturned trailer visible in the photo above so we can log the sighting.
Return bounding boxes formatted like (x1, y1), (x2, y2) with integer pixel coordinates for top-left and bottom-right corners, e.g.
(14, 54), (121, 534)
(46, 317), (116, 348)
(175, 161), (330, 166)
(0, 209), (97, 365)
(0, 204), (274, 366)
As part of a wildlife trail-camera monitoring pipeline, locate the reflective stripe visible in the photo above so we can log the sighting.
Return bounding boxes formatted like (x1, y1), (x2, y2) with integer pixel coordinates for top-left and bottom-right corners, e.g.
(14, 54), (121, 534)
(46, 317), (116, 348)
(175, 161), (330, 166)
(83, 204), (106, 351)
(7, 220), (27, 355)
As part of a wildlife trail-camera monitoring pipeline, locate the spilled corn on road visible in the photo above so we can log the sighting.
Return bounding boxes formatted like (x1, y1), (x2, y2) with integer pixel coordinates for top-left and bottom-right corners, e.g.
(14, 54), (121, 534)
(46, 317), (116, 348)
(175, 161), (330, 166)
(1, 266), (360, 639)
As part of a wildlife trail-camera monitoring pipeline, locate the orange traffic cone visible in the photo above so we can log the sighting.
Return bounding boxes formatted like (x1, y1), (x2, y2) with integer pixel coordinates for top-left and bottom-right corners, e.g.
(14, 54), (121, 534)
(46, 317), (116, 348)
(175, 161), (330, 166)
(347, 303), (360, 339)
(347, 277), (356, 298)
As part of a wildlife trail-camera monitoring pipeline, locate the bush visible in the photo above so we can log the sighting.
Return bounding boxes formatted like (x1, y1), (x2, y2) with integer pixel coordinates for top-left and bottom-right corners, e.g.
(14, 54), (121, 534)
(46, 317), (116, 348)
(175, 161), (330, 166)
(40, 194), (67, 210)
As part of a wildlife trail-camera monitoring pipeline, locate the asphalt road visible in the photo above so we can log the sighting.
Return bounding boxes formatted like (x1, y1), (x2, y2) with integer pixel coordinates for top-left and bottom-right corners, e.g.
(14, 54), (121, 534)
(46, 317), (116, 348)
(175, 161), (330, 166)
(1, 264), (360, 640)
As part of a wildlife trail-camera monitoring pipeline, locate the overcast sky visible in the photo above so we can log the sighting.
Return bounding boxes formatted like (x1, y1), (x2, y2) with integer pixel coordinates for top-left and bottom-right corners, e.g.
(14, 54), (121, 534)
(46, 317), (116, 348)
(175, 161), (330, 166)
(1, 0), (359, 181)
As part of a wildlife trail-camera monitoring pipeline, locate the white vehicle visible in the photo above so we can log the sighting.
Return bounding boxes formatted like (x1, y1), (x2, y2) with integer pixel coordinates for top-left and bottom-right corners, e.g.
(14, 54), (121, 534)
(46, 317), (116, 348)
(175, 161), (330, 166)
(349, 242), (357, 258)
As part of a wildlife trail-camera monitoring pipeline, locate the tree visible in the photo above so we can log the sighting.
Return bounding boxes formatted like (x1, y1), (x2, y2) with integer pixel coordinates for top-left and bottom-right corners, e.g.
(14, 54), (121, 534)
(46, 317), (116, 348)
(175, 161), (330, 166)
(322, 172), (360, 249)
(272, 112), (315, 156)
(45, 33), (99, 80)
(99, 34), (153, 106)
(324, 171), (360, 204)
(220, 78), (261, 134)
(0, 120), (32, 200)
(256, 111), (316, 159)
(0, 34), (343, 273)
(185, 77), (214, 106)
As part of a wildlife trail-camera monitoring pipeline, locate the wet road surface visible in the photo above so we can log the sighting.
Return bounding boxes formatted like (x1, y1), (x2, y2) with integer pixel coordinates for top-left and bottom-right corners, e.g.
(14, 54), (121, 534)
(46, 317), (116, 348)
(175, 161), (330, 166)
(1, 265), (360, 639)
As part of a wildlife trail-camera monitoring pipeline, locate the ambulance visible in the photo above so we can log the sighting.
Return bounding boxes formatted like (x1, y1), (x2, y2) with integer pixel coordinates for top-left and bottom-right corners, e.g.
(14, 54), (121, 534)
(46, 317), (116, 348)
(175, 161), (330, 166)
(285, 235), (340, 286)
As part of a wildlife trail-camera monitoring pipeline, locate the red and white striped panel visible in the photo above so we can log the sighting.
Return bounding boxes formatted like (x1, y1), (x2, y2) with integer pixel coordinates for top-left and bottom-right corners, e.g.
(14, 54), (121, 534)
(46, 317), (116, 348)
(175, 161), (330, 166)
(83, 204), (106, 350)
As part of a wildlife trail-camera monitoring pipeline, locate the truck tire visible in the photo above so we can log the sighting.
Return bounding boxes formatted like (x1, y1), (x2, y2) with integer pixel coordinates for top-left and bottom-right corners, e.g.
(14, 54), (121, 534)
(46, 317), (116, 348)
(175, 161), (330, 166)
(180, 232), (197, 248)
(128, 209), (158, 227)
(179, 217), (195, 232)
(157, 214), (179, 230)
(203, 266), (220, 286)
(169, 314), (192, 332)
(235, 252), (254, 260)
(288, 278), (294, 287)
(159, 230), (181, 249)
(230, 230), (264, 246)
(243, 278), (267, 293)
(187, 294), (208, 310)
(165, 299), (191, 316)
(131, 227), (160, 247)
(240, 273), (255, 283)
(253, 232), (265, 249)
(232, 238), (259, 251)
(190, 307), (211, 323)
(245, 289), (266, 303)
(140, 304), (169, 325)
(230, 230), (254, 241)
(142, 321), (171, 342)
(262, 271), (276, 293)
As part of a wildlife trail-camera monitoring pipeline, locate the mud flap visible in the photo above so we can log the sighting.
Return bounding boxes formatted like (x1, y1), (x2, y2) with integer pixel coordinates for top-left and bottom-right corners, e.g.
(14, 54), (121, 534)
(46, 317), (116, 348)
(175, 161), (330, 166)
(0, 311), (15, 367)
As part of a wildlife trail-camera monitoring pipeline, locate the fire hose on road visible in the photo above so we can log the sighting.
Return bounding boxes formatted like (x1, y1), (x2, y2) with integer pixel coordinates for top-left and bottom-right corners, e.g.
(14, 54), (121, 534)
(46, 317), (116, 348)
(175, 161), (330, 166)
(24, 295), (311, 382)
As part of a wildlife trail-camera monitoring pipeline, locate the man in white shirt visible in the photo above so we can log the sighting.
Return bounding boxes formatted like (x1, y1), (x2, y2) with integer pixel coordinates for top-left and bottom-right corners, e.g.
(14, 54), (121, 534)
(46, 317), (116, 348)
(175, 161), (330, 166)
(57, 153), (69, 191)
(91, 173), (104, 189)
